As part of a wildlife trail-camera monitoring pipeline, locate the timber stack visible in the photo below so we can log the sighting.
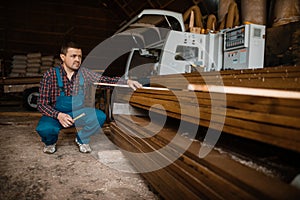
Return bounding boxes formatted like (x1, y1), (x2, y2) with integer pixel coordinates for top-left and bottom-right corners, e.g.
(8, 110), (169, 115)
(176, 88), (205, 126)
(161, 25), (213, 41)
(108, 65), (300, 199)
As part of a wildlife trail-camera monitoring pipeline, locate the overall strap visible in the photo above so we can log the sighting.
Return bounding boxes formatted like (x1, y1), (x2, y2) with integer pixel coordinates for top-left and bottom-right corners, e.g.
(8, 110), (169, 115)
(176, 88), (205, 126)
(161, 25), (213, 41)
(78, 70), (84, 94)
(55, 67), (84, 96)
(55, 67), (65, 96)
(78, 70), (84, 86)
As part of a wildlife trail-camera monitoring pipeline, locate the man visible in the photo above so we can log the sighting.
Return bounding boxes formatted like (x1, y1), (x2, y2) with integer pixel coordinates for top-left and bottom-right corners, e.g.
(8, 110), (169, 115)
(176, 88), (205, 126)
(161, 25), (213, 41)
(36, 41), (142, 154)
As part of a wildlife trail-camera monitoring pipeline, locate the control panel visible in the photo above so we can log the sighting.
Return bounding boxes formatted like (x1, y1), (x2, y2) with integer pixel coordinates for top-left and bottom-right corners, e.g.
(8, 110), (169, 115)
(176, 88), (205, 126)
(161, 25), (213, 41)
(158, 30), (223, 75)
(223, 24), (265, 70)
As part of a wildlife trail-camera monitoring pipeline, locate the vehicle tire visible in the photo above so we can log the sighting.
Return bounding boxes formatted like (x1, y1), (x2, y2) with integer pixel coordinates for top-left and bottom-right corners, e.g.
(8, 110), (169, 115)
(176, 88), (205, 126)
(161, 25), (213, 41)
(23, 87), (40, 111)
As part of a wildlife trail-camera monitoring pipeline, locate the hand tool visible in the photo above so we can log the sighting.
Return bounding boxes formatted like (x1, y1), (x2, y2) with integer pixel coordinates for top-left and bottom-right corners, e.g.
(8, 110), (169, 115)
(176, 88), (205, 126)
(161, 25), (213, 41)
(94, 83), (170, 91)
(73, 113), (86, 121)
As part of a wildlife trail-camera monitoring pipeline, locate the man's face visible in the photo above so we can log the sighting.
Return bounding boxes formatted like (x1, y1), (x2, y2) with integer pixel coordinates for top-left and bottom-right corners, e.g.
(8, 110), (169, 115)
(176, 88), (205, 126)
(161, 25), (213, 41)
(60, 48), (82, 71)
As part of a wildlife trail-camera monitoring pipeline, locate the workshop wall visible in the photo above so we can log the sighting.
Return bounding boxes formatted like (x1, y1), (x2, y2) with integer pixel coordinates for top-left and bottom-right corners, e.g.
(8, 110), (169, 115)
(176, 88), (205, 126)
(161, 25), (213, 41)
(0, 0), (123, 59)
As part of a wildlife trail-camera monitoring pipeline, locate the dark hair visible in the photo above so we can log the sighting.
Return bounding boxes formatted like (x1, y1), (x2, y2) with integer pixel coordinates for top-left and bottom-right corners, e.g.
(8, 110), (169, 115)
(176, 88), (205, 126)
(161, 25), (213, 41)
(60, 41), (81, 55)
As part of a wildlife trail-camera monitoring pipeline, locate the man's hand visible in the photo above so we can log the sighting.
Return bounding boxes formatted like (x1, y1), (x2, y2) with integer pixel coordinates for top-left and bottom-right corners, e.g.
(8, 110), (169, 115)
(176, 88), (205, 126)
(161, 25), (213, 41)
(127, 79), (143, 91)
(57, 112), (74, 128)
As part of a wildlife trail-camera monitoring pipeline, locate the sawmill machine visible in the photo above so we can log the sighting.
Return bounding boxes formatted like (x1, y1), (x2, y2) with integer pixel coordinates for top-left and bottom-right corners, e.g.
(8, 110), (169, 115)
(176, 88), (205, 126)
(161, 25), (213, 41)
(116, 9), (266, 82)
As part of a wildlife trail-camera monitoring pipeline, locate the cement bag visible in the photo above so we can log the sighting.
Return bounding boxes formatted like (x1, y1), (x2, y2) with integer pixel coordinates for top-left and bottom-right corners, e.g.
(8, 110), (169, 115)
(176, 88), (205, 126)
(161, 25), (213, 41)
(241, 0), (267, 25)
(218, 0), (235, 23)
(273, 0), (300, 27)
(218, 0), (240, 29)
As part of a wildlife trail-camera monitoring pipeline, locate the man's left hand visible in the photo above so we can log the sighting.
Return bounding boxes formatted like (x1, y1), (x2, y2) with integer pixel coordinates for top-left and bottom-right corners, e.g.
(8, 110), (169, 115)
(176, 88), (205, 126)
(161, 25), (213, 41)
(127, 80), (143, 90)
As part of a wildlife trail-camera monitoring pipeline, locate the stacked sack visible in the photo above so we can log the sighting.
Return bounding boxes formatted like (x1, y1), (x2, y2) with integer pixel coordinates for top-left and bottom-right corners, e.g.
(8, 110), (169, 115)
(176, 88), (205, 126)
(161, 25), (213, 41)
(26, 52), (41, 76)
(10, 55), (27, 77)
(9, 53), (61, 77)
(53, 57), (61, 67)
(40, 55), (54, 74)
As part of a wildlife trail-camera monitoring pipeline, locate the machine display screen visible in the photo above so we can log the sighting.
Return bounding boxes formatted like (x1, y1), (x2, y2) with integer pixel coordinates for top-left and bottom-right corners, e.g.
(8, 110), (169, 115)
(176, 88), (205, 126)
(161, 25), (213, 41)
(253, 28), (261, 37)
(175, 45), (198, 61)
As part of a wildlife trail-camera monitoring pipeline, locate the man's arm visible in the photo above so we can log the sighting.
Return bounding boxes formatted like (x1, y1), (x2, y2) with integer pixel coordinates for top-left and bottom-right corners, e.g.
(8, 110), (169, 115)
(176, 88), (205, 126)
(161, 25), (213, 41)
(84, 68), (142, 90)
(126, 79), (142, 90)
(37, 71), (60, 118)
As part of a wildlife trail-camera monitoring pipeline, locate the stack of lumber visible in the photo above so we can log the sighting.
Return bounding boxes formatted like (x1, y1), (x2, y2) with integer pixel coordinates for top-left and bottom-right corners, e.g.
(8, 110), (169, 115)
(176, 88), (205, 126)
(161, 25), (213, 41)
(127, 86), (300, 152)
(150, 65), (300, 91)
(110, 115), (300, 199)
(108, 65), (300, 199)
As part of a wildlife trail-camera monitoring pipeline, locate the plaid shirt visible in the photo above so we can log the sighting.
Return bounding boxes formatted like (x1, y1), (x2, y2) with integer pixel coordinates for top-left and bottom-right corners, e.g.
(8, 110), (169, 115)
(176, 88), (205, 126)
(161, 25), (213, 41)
(37, 66), (122, 118)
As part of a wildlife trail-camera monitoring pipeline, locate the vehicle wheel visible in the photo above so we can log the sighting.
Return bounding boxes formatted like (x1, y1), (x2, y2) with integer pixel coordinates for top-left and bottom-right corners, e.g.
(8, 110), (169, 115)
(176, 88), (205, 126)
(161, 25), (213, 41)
(23, 87), (39, 111)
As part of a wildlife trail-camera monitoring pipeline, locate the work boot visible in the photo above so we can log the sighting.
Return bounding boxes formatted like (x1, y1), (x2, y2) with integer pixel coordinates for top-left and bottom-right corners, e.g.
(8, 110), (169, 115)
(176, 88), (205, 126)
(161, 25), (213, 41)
(43, 144), (56, 154)
(75, 138), (92, 153)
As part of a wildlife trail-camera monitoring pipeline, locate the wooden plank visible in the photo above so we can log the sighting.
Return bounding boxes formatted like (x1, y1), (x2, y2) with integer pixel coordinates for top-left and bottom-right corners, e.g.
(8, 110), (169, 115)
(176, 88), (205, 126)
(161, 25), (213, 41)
(152, 77), (300, 90)
(110, 66), (300, 151)
(117, 115), (300, 191)
(110, 124), (203, 200)
(130, 94), (300, 129)
(125, 89), (300, 152)
(110, 123), (251, 199)
(128, 88), (300, 107)
(130, 100), (300, 150)
(155, 65), (300, 78)
(94, 82), (169, 91)
(150, 65), (300, 90)
(1, 77), (42, 84)
(188, 84), (300, 99)
(110, 116), (300, 199)
(130, 101), (300, 152)
(112, 118), (249, 199)
(130, 90), (300, 116)
(0, 111), (41, 117)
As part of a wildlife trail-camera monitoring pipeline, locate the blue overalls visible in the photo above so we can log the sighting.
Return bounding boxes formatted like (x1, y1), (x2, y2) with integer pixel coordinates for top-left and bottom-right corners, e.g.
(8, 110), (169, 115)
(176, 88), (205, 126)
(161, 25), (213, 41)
(36, 67), (106, 145)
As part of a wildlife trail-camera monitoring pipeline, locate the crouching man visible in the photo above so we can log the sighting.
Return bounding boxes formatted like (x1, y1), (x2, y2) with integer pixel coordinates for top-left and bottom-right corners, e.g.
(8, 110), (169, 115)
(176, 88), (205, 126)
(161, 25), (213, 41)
(36, 41), (142, 154)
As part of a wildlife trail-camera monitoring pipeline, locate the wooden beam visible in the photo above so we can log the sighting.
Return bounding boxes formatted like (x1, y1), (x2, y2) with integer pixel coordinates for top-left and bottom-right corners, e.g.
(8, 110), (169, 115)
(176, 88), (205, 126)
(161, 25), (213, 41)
(0, 111), (41, 117)
(126, 88), (300, 152)
(94, 82), (170, 91)
(109, 115), (300, 199)
(188, 84), (300, 99)
(151, 65), (300, 91)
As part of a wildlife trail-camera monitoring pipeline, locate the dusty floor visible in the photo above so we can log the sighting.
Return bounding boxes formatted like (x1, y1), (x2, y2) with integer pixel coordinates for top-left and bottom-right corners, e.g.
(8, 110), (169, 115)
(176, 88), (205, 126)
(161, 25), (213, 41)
(0, 114), (159, 200)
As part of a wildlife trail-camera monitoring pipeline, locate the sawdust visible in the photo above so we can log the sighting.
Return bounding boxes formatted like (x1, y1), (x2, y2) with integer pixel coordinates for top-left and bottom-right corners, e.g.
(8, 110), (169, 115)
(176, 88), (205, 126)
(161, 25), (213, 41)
(0, 115), (159, 200)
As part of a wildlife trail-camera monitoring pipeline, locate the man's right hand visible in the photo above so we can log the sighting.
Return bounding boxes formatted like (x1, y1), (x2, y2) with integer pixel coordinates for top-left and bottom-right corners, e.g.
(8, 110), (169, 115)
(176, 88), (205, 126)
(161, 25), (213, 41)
(127, 79), (143, 91)
(57, 112), (74, 128)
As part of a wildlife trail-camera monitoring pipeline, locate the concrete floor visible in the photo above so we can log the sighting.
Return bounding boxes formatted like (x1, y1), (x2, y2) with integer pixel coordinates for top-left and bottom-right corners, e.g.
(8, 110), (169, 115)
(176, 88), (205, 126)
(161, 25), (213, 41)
(0, 111), (159, 200)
